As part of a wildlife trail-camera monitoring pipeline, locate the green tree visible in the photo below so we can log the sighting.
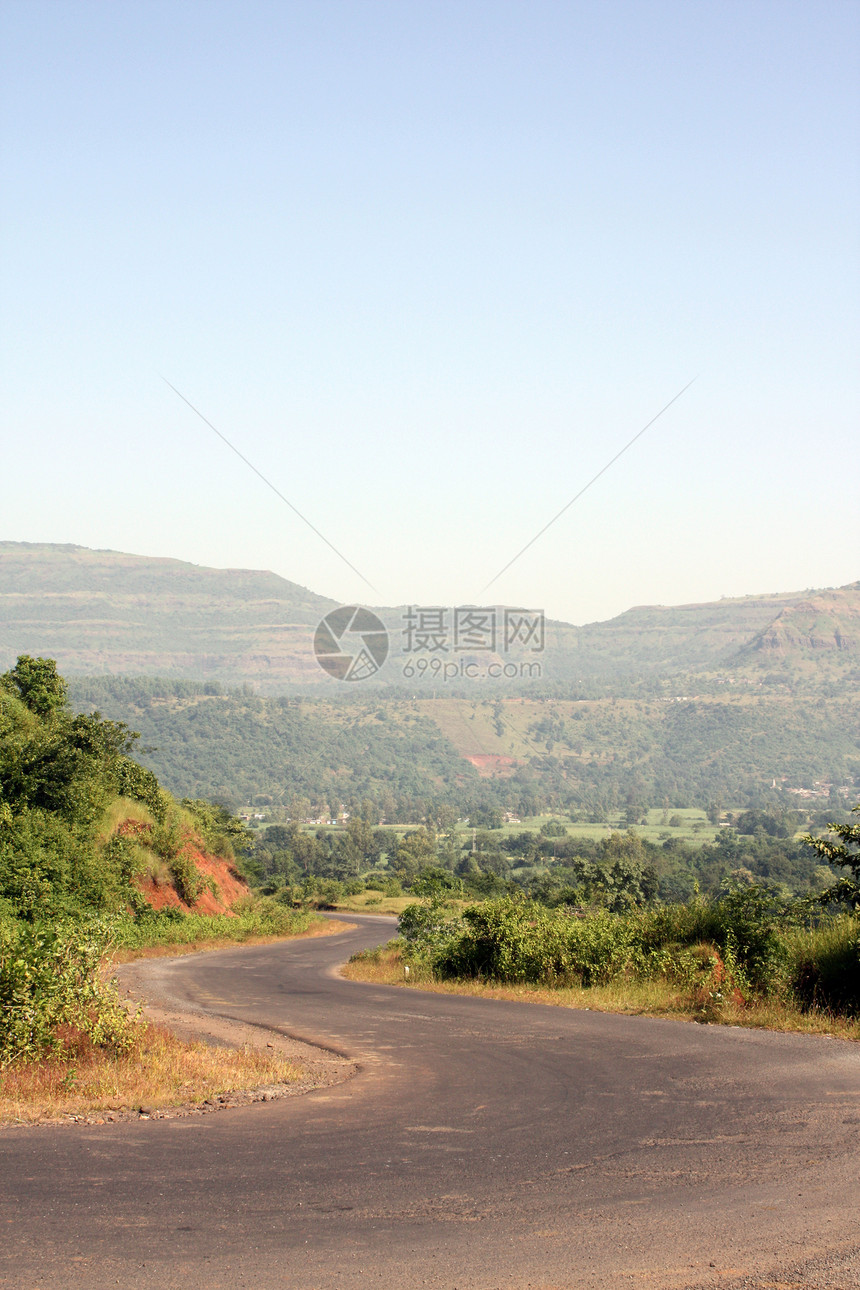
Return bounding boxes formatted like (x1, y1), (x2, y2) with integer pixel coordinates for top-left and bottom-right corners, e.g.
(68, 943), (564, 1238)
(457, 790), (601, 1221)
(802, 805), (860, 908)
(393, 827), (437, 879)
(7, 656), (67, 717)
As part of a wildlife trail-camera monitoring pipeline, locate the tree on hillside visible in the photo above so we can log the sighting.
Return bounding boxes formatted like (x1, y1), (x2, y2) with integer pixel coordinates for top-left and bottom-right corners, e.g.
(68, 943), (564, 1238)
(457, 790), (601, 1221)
(7, 656), (67, 716)
(802, 806), (860, 908)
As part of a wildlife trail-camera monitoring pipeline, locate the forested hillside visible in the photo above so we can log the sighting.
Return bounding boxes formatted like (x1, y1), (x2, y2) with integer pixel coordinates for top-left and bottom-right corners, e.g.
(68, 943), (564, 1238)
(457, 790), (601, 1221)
(67, 679), (860, 820)
(68, 679), (481, 815)
(0, 657), (250, 924)
(4, 543), (858, 841)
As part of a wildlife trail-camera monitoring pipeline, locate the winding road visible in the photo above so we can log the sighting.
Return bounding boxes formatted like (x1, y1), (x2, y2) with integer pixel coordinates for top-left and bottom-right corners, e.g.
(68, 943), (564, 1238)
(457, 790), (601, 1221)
(3, 915), (860, 1289)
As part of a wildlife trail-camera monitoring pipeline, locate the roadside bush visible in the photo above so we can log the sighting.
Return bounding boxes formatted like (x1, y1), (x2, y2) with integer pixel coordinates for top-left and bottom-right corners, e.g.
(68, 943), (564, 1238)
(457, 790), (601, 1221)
(411, 883), (798, 1001)
(432, 899), (638, 986)
(634, 882), (794, 996)
(297, 877), (344, 909)
(111, 898), (314, 949)
(0, 916), (138, 1066)
(0, 806), (132, 920)
(399, 897), (461, 955)
(712, 881), (792, 993)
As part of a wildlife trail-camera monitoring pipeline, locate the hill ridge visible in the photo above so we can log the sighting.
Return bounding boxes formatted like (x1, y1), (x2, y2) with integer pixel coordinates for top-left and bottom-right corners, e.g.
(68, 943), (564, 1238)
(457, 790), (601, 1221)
(1, 541), (857, 691)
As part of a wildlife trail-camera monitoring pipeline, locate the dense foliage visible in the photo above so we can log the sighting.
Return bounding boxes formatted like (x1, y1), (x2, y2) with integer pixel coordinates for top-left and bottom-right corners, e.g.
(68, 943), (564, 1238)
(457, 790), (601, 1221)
(393, 883), (860, 1018)
(244, 813), (835, 910)
(0, 657), (302, 1066)
(0, 659), (166, 921)
(69, 680), (479, 818)
(66, 680), (860, 827)
(0, 917), (136, 1066)
(801, 806), (860, 909)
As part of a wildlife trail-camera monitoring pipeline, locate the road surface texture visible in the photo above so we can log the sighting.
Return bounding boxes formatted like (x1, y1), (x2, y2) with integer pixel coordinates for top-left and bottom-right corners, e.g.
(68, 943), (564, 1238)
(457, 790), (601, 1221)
(3, 914), (860, 1290)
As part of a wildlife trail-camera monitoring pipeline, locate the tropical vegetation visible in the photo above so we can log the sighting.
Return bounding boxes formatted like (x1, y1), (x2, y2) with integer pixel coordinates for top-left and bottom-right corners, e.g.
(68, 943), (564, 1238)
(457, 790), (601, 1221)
(0, 657), (308, 1071)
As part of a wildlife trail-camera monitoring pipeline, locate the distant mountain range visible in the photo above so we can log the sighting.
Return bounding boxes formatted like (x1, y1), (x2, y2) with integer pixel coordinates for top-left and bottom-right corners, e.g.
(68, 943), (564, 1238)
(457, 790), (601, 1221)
(1, 542), (857, 693)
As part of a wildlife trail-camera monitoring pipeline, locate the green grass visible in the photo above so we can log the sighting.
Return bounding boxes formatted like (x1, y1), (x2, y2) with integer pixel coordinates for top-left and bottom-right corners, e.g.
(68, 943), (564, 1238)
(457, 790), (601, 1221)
(295, 810), (720, 847)
(110, 900), (317, 952)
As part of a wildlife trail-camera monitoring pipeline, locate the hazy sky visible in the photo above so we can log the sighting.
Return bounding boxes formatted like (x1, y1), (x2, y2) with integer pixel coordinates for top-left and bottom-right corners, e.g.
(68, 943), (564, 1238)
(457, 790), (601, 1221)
(2, 1), (858, 624)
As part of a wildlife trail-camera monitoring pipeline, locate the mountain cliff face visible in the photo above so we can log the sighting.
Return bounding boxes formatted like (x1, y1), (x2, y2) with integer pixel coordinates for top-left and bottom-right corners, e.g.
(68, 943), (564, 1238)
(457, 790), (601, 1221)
(743, 587), (860, 656)
(0, 542), (338, 685)
(1, 542), (857, 691)
(547, 586), (860, 686)
(551, 592), (810, 674)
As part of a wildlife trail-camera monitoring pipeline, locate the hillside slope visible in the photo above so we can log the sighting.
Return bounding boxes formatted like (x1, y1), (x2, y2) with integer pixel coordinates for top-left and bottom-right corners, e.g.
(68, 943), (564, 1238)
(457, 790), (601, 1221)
(65, 682), (860, 818)
(0, 542), (338, 686)
(1, 542), (857, 692)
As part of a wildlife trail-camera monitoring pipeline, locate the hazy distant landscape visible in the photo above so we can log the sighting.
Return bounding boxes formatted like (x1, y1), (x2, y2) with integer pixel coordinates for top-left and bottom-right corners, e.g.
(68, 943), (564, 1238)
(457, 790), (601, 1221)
(2, 540), (858, 693)
(3, 543), (857, 825)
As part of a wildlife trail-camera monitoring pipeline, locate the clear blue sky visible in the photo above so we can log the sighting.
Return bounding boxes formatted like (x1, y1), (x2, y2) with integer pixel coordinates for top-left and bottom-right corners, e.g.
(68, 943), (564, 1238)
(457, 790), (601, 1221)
(2, 1), (858, 623)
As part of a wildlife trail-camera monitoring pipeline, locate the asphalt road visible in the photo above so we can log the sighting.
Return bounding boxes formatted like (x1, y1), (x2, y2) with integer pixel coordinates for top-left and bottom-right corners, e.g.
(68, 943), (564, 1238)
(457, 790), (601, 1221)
(3, 915), (860, 1290)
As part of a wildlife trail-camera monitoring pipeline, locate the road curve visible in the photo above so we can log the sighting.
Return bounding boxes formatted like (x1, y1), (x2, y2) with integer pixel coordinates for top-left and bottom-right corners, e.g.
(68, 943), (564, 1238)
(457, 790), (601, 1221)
(3, 915), (860, 1290)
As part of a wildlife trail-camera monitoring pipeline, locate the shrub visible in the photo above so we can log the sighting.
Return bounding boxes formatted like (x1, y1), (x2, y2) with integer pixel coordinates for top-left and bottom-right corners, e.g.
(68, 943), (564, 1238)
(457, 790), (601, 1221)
(399, 897), (461, 955)
(0, 917), (138, 1066)
(711, 881), (791, 994)
(432, 899), (637, 986)
(634, 883), (793, 996)
(111, 899), (313, 949)
(167, 850), (206, 905)
(111, 758), (167, 822)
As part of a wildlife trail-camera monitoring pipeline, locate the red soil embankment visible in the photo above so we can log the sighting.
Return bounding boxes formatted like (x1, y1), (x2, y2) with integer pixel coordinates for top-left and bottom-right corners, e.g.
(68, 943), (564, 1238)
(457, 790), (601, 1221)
(121, 821), (251, 915)
(464, 753), (520, 777)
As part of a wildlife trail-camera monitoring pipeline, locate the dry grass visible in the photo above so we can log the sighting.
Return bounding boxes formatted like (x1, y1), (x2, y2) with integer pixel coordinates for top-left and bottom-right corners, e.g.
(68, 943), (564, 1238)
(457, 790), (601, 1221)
(333, 892), (415, 915)
(343, 944), (860, 1042)
(0, 917), (356, 1124)
(0, 1023), (302, 1125)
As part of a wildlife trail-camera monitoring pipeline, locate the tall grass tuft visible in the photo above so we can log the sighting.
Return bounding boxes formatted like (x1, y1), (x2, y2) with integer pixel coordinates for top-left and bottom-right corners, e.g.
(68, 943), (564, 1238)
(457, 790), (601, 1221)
(786, 916), (860, 1015)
